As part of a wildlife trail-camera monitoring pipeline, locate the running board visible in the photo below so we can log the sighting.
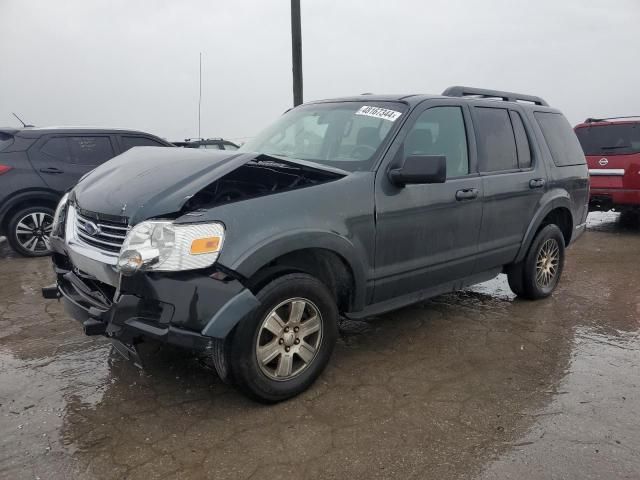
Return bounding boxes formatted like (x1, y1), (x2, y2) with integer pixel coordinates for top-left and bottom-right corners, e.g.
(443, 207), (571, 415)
(345, 268), (501, 319)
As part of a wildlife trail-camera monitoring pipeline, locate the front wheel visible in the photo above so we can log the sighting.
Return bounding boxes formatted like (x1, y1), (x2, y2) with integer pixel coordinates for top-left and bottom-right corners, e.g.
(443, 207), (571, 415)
(229, 273), (338, 403)
(507, 224), (565, 300)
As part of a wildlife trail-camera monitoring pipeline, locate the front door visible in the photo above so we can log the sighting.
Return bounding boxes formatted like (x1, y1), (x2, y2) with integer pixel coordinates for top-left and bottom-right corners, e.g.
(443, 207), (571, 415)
(373, 101), (483, 303)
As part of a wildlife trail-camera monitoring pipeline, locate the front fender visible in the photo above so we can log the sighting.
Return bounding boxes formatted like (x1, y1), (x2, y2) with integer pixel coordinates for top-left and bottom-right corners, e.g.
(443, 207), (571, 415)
(514, 189), (572, 263)
(222, 229), (369, 311)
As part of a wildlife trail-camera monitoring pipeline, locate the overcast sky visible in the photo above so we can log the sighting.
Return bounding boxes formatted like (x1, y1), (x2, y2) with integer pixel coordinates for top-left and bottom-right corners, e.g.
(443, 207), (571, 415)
(1, 0), (639, 142)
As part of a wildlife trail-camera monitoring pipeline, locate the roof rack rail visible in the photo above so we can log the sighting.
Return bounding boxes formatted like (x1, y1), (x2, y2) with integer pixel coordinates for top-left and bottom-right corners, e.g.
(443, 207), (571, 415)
(442, 86), (548, 106)
(584, 116), (640, 123)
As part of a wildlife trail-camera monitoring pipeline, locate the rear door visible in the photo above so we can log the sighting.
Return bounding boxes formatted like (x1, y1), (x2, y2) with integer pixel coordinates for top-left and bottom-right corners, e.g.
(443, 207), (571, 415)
(28, 134), (117, 192)
(373, 100), (483, 302)
(470, 104), (547, 272)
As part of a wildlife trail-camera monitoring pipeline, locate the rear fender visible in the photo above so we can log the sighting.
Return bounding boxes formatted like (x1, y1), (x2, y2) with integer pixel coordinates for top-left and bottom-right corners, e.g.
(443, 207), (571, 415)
(514, 190), (573, 264)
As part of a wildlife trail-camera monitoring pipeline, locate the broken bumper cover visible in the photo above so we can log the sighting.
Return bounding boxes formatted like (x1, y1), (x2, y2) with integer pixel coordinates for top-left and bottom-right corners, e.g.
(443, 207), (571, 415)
(44, 243), (259, 351)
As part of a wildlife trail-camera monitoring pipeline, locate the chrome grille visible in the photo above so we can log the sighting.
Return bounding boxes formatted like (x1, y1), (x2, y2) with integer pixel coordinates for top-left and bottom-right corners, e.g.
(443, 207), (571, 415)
(74, 210), (129, 254)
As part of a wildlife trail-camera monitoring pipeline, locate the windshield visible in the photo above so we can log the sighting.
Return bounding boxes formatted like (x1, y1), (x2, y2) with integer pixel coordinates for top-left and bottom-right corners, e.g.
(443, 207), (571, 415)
(240, 101), (407, 171)
(575, 123), (640, 156)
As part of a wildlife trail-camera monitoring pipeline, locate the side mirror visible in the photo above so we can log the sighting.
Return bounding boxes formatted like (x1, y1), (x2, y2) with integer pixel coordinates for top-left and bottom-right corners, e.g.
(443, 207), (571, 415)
(388, 155), (447, 187)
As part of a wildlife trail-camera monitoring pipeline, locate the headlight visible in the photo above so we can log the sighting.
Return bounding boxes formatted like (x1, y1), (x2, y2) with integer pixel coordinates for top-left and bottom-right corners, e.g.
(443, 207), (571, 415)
(51, 192), (70, 237)
(117, 221), (224, 275)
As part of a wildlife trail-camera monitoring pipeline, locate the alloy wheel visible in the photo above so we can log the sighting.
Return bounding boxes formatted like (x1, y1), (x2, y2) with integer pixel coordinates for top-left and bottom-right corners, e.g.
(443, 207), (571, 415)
(255, 297), (323, 381)
(15, 212), (53, 253)
(535, 238), (560, 288)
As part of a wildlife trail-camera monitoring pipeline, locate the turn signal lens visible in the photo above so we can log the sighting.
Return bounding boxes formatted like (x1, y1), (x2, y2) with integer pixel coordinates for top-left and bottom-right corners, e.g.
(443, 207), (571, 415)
(190, 236), (221, 255)
(0, 165), (12, 175)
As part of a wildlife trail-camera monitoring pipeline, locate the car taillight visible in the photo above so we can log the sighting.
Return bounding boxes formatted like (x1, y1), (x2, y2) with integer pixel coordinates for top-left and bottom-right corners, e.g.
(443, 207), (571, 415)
(0, 165), (12, 175)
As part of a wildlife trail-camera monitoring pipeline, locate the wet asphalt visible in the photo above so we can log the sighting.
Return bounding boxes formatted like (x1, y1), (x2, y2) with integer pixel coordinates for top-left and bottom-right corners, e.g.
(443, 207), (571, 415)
(0, 212), (638, 480)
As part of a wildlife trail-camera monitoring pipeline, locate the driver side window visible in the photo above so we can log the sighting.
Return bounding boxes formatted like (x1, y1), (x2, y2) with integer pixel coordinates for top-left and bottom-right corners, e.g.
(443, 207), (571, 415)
(404, 106), (469, 178)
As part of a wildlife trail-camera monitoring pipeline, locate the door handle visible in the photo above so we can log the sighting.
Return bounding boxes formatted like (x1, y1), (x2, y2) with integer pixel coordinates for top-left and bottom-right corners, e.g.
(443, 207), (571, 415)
(529, 178), (546, 189)
(39, 167), (64, 175)
(455, 188), (479, 201)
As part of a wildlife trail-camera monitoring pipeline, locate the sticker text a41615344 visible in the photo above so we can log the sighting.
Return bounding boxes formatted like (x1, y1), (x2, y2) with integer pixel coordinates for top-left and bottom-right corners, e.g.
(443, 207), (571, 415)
(355, 106), (402, 122)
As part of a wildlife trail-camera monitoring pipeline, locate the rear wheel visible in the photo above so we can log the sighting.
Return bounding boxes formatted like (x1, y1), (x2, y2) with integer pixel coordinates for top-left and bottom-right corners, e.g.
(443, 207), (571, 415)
(229, 273), (338, 403)
(7, 206), (55, 257)
(507, 224), (565, 300)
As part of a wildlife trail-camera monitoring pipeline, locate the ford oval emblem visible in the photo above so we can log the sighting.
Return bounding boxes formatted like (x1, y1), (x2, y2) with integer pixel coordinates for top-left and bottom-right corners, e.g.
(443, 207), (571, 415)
(83, 221), (100, 236)
(599, 158), (609, 166)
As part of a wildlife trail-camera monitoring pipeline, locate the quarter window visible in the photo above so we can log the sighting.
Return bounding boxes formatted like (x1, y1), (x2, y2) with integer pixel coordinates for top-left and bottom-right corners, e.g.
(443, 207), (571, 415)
(535, 112), (586, 166)
(474, 107), (518, 172)
(404, 106), (469, 178)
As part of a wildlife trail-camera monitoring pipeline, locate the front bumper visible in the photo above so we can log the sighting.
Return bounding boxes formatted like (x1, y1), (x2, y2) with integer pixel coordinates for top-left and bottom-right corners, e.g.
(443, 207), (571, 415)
(44, 234), (260, 352)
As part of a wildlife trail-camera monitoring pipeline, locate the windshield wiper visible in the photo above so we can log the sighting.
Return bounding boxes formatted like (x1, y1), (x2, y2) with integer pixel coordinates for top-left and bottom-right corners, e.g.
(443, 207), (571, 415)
(601, 145), (630, 150)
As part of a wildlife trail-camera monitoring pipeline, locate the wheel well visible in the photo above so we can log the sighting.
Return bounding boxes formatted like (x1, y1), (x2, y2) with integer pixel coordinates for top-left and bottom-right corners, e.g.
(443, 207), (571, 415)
(1, 196), (58, 233)
(246, 249), (355, 314)
(539, 207), (573, 246)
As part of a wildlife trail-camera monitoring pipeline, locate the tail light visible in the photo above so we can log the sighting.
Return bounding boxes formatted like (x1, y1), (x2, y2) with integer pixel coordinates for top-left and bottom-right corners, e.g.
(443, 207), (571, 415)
(0, 165), (12, 175)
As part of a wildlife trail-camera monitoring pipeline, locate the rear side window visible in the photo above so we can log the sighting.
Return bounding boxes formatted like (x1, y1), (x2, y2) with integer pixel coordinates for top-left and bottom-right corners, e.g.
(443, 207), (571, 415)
(474, 107), (518, 172)
(222, 143), (239, 150)
(574, 123), (640, 156)
(121, 136), (166, 151)
(41, 136), (115, 165)
(534, 112), (586, 166)
(41, 137), (70, 160)
(68, 137), (114, 165)
(404, 106), (469, 178)
(510, 111), (532, 168)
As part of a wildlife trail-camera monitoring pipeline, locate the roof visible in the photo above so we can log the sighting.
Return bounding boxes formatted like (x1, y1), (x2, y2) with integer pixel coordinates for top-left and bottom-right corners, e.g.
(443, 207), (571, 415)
(0, 126), (163, 139)
(575, 117), (640, 129)
(306, 86), (554, 111)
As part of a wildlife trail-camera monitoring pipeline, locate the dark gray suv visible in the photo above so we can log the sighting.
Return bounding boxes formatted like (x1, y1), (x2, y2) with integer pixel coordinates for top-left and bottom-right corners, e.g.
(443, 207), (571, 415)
(42, 87), (589, 402)
(0, 127), (172, 256)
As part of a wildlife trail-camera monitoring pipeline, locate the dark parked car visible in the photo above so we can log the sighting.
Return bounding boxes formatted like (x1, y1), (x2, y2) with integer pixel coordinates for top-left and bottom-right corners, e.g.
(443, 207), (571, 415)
(574, 117), (640, 218)
(0, 127), (172, 256)
(42, 87), (589, 402)
(173, 138), (239, 150)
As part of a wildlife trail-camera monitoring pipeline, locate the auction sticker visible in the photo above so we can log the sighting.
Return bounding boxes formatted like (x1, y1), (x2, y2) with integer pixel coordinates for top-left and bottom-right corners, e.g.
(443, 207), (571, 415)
(355, 105), (402, 122)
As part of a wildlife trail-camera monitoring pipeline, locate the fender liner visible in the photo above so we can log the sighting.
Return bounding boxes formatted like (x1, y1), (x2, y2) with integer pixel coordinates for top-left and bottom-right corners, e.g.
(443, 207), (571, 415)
(514, 190), (573, 264)
(223, 230), (369, 312)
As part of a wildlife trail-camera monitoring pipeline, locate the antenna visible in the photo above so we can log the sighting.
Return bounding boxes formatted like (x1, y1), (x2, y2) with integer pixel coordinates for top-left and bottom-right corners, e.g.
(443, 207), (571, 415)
(198, 52), (202, 139)
(12, 112), (33, 128)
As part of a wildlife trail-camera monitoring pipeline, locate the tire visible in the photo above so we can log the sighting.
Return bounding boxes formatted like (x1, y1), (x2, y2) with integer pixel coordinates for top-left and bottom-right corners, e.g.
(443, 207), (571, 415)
(507, 224), (565, 300)
(229, 273), (338, 403)
(619, 210), (640, 228)
(6, 205), (55, 257)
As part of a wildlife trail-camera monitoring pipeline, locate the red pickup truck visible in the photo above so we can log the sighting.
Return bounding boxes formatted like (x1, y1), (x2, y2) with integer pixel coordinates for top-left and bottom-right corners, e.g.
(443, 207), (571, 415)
(575, 117), (640, 218)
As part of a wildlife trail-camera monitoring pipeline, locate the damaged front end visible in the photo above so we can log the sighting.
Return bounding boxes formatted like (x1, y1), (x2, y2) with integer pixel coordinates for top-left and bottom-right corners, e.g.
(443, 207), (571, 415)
(42, 148), (345, 376)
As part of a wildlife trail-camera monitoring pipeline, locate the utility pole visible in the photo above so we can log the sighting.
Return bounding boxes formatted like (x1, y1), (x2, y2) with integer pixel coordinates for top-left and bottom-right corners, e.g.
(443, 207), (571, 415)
(290, 0), (303, 106)
(198, 52), (202, 138)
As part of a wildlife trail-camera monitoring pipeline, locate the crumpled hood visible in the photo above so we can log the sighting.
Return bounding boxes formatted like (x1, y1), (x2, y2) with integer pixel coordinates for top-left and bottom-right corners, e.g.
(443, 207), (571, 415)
(72, 147), (347, 225)
(72, 147), (255, 224)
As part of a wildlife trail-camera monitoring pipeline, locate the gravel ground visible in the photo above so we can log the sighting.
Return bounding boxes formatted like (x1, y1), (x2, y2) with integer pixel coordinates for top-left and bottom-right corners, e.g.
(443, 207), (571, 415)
(0, 212), (638, 479)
